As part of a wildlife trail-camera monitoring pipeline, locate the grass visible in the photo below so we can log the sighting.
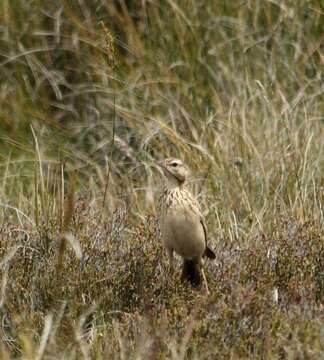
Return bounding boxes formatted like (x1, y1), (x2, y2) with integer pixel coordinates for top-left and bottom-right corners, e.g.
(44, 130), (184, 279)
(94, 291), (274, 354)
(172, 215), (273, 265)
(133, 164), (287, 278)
(0, 0), (323, 358)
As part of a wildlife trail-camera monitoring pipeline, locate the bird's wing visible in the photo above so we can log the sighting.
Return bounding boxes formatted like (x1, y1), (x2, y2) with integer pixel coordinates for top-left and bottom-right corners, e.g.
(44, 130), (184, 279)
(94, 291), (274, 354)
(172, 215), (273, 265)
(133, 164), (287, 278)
(200, 218), (208, 246)
(200, 218), (216, 259)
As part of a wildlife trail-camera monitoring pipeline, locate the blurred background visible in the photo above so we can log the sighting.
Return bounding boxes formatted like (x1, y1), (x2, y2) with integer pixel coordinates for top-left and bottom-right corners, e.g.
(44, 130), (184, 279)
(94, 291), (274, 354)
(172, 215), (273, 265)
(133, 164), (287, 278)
(1, 1), (323, 221)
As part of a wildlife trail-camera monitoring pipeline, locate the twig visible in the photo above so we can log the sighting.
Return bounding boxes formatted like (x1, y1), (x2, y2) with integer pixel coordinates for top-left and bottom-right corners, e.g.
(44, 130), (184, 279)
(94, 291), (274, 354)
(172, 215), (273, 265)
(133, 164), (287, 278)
(100, 21), (116, 221)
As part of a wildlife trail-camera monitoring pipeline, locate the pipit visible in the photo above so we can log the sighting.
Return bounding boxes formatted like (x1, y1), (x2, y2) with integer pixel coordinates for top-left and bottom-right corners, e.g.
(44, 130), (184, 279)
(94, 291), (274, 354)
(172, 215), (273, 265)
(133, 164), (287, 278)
(157, 158), (215, 294)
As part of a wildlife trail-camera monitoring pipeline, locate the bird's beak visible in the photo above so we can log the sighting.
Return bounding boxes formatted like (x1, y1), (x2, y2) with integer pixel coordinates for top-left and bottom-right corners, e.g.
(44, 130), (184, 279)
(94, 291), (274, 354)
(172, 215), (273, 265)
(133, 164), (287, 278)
(156, 160), (164, 168)
(155, 160), (166, 176)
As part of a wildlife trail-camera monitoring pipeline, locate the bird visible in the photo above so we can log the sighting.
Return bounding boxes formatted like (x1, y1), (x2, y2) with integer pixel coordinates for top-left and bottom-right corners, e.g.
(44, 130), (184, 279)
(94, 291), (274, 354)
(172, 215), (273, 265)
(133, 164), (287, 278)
(157, 158), (215, 294)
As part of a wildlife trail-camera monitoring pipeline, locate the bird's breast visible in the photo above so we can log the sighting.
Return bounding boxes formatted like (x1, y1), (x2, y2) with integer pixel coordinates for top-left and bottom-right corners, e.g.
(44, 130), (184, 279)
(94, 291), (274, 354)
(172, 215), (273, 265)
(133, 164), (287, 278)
(159, 188), (205, 259)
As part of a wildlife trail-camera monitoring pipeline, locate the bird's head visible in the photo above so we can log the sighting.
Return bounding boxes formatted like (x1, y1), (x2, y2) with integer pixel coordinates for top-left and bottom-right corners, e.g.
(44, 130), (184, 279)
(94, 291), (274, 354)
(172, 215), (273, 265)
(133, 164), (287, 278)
(157, 158), (189, 187)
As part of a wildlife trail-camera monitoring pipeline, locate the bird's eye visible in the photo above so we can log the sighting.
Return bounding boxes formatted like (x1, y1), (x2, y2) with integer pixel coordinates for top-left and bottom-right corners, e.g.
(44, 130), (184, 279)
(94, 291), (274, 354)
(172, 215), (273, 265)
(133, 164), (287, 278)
(171, 163), (178, 167)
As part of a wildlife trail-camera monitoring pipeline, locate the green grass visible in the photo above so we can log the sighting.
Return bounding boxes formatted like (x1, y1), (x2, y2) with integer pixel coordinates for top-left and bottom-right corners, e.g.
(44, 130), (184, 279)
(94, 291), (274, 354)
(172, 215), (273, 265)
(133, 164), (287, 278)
(0, 1), (323, 358)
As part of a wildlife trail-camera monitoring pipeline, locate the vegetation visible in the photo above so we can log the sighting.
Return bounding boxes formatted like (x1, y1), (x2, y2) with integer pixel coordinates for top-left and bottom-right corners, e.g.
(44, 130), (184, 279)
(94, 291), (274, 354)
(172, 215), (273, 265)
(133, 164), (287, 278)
(0, 1), (323, 358)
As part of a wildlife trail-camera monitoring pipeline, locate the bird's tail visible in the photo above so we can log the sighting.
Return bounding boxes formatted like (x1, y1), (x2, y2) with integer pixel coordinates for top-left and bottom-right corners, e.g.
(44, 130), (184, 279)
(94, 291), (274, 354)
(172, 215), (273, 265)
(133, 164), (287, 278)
(204, 246), (216, 259)
(181, 260), (201, 287)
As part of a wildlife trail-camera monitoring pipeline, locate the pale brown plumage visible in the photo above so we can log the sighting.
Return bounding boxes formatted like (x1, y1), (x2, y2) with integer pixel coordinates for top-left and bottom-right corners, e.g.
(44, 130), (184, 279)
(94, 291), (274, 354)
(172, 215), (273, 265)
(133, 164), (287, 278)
(157, 158), (215, 293)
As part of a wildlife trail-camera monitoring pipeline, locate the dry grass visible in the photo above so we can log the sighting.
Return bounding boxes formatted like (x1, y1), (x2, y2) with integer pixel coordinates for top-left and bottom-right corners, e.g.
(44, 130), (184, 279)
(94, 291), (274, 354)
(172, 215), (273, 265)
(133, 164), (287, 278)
(0, 1), (323, 358)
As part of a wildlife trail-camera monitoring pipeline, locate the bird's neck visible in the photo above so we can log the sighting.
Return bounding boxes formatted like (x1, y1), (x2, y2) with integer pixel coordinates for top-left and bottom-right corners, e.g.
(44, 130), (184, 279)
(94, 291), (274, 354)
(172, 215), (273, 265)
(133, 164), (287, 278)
(165, 178), (186, 191)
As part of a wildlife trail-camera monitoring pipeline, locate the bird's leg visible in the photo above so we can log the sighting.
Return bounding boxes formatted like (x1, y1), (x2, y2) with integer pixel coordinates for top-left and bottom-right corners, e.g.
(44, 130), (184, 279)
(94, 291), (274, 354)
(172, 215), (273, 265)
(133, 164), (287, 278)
(167, 248), (174, 273)
(201, 267), (210, 296)
(197, 258), (210, 295)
